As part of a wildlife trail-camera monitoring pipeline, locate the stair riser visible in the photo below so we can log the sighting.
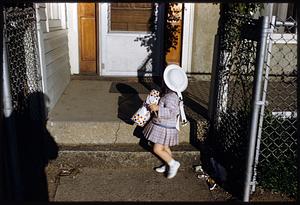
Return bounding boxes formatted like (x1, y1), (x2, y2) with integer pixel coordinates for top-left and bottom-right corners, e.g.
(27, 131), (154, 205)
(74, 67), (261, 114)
(47, 121), (190, 146)
(49, 150), (200, 169)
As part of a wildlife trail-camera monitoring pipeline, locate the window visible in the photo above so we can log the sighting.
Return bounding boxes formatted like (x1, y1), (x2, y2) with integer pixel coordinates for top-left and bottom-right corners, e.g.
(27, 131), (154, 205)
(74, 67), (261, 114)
(110, 3), (152, 32)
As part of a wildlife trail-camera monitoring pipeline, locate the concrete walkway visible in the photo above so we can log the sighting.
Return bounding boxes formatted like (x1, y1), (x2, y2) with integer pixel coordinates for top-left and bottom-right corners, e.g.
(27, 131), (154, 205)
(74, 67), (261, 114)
(52, 167), (213, 202)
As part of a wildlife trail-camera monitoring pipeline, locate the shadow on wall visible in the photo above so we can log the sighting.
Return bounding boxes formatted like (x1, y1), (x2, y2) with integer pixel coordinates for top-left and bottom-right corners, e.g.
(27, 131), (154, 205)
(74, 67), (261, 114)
(2, 92), (58, 201)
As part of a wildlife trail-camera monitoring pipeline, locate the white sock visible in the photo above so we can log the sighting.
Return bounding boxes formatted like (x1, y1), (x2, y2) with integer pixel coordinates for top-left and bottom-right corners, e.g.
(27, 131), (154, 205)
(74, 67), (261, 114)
(168, 159), (176, 167)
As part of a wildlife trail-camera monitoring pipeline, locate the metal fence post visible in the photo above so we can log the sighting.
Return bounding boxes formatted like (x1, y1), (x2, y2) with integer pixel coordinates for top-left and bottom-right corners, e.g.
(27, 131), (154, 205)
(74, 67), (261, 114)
(251, 16), (276, 193)
(0, 4), (4, 200)
(243, 16), (269, 202)
(2, 9), (23, 200)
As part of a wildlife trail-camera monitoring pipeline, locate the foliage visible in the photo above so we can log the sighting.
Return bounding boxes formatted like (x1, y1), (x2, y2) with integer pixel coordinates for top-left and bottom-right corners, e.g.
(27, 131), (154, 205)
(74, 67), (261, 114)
(135, 3), (181, 60)
(165, 3), (181, 53)
(226, 3), (264, 16)
(257, 112), (297, 198)
(217, 3), (263, 115)
(134, 3), (156, 53)
(220, 3), (264, 52)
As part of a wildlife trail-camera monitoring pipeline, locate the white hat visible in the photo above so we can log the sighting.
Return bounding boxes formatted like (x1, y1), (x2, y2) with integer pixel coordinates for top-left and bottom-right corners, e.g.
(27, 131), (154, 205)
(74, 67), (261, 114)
(163, 64), (188, 93)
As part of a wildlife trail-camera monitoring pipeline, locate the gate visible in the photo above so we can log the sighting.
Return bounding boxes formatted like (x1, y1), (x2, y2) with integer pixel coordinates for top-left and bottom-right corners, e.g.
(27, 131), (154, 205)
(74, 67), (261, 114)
(251, 15), (297, 198)
(208, 5), (264, 200)
(208, 4), (297, 201)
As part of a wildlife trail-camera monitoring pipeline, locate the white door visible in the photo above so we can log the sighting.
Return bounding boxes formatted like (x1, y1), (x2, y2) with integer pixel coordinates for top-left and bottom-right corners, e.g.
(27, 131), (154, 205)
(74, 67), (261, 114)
(100, 3), (152, 76)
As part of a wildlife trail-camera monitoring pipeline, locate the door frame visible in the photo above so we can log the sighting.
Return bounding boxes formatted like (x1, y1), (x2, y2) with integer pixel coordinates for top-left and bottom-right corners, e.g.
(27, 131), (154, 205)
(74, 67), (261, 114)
(67, 3), (100, 75)
(181, 3), (195, 73)
(67, 3), (80, 74)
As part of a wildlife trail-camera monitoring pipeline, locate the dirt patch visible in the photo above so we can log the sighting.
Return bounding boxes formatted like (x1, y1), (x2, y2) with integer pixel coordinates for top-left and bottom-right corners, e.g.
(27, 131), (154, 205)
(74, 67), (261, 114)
(209, 185), (296, 202)
(46, 162), (81, 201)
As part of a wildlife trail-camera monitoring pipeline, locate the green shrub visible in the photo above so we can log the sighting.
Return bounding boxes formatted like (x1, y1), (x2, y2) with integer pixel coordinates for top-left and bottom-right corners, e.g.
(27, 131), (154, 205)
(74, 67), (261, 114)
(257, 112), (297, 198)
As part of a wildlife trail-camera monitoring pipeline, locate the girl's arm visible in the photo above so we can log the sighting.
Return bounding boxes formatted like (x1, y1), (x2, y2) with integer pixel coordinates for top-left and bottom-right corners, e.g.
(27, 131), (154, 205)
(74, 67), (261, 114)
(157, 95), (179, 119)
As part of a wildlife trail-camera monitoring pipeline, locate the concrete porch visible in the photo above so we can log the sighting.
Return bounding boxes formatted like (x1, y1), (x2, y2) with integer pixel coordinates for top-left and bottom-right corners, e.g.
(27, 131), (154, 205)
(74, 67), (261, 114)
(46, 78), (210, 147)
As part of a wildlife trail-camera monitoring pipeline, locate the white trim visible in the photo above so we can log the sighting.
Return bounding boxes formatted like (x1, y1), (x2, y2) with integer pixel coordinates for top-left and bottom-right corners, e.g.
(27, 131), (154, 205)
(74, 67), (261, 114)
(66, 3), (80, 74)
(181, 3), (194, 73)
(97, 3), (102, 76)
(60, 3), (67, 29)
(100, 3), (108, 76)
(35, 3), (47, 94)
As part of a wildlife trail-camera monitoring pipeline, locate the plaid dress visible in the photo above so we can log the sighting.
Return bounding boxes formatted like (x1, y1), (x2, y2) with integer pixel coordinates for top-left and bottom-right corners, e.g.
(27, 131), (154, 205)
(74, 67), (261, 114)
(143, 91), (180, 146)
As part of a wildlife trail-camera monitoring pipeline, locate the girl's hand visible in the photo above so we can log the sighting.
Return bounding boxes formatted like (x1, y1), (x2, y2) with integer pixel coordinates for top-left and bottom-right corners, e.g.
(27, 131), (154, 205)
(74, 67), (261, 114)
(149, 104), (159, 112)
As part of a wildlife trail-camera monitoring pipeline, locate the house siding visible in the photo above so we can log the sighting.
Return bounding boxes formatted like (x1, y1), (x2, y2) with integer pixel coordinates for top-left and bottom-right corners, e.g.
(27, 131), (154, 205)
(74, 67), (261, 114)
(36, 3), (71, 110)
(191, 3), (220, 80)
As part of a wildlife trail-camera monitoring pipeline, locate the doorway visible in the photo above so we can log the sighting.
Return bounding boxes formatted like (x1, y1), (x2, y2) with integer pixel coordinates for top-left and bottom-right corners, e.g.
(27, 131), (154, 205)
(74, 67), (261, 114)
(78, 3), (97, 74)
(166, 3), (183, 65)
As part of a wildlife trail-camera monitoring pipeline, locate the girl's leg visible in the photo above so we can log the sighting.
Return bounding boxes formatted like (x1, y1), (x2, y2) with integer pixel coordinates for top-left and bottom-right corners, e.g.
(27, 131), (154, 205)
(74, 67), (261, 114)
(153, 144), (172, 163)
(153, 143), (180, 179)
(163, 145), (172, 157)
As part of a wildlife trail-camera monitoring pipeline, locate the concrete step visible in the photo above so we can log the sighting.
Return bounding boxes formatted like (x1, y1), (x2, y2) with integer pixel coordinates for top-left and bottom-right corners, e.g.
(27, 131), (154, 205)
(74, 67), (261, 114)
(46, 120), (191, 146)
(49, 144), (200, 170)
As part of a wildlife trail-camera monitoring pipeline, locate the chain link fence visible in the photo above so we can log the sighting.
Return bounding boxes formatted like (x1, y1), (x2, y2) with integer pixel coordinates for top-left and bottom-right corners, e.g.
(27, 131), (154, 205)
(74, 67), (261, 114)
(207, 7), (262, 199)
(252, 16), (297, 198)
(4, 4), (43, 115)
(2, 4), (53, 200)
(208, 6), (297, 200)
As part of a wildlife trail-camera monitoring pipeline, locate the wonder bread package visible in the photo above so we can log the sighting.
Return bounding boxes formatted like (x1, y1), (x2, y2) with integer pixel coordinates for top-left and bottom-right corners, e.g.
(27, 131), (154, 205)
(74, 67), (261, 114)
(131, 89), (160, 127)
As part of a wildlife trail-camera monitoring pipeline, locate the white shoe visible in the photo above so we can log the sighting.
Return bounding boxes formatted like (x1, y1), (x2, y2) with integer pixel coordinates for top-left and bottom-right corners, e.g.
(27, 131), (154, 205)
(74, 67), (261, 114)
(155, 164), (167, 173)
(167, 161), (180, 179)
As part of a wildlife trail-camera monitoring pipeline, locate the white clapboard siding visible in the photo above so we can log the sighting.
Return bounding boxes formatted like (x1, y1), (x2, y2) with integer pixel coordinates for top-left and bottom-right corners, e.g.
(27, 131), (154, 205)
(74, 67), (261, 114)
(39, 21), (48, 33)
(47, 69), (70, 98)
(43, 29), (67, 40)
(46, 61), (70, 91)
(45, 36), (70, 109)
(46, 55), (69, 78)
(47, 69), (70, 109)
(46, 63), (70, 108)
(36, 3), (71, 110)
(49, 19), (62, 28)
(49, 26), (64, 32)
(44, 33), (68, 53)
(38, 3), (46, 8)
(45, 43), (69, 66)
(38, 7), (47, 21)
(44, 29), (70, 109)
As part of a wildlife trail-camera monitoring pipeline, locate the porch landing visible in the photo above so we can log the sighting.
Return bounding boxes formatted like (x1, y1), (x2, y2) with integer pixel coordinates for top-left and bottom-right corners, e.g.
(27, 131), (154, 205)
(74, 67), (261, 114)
(47, 79), (195, 146)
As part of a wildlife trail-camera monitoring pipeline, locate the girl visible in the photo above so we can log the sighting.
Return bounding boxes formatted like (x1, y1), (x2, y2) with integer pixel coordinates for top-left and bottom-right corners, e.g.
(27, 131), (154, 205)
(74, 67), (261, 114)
(143, 83), (181, 179)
